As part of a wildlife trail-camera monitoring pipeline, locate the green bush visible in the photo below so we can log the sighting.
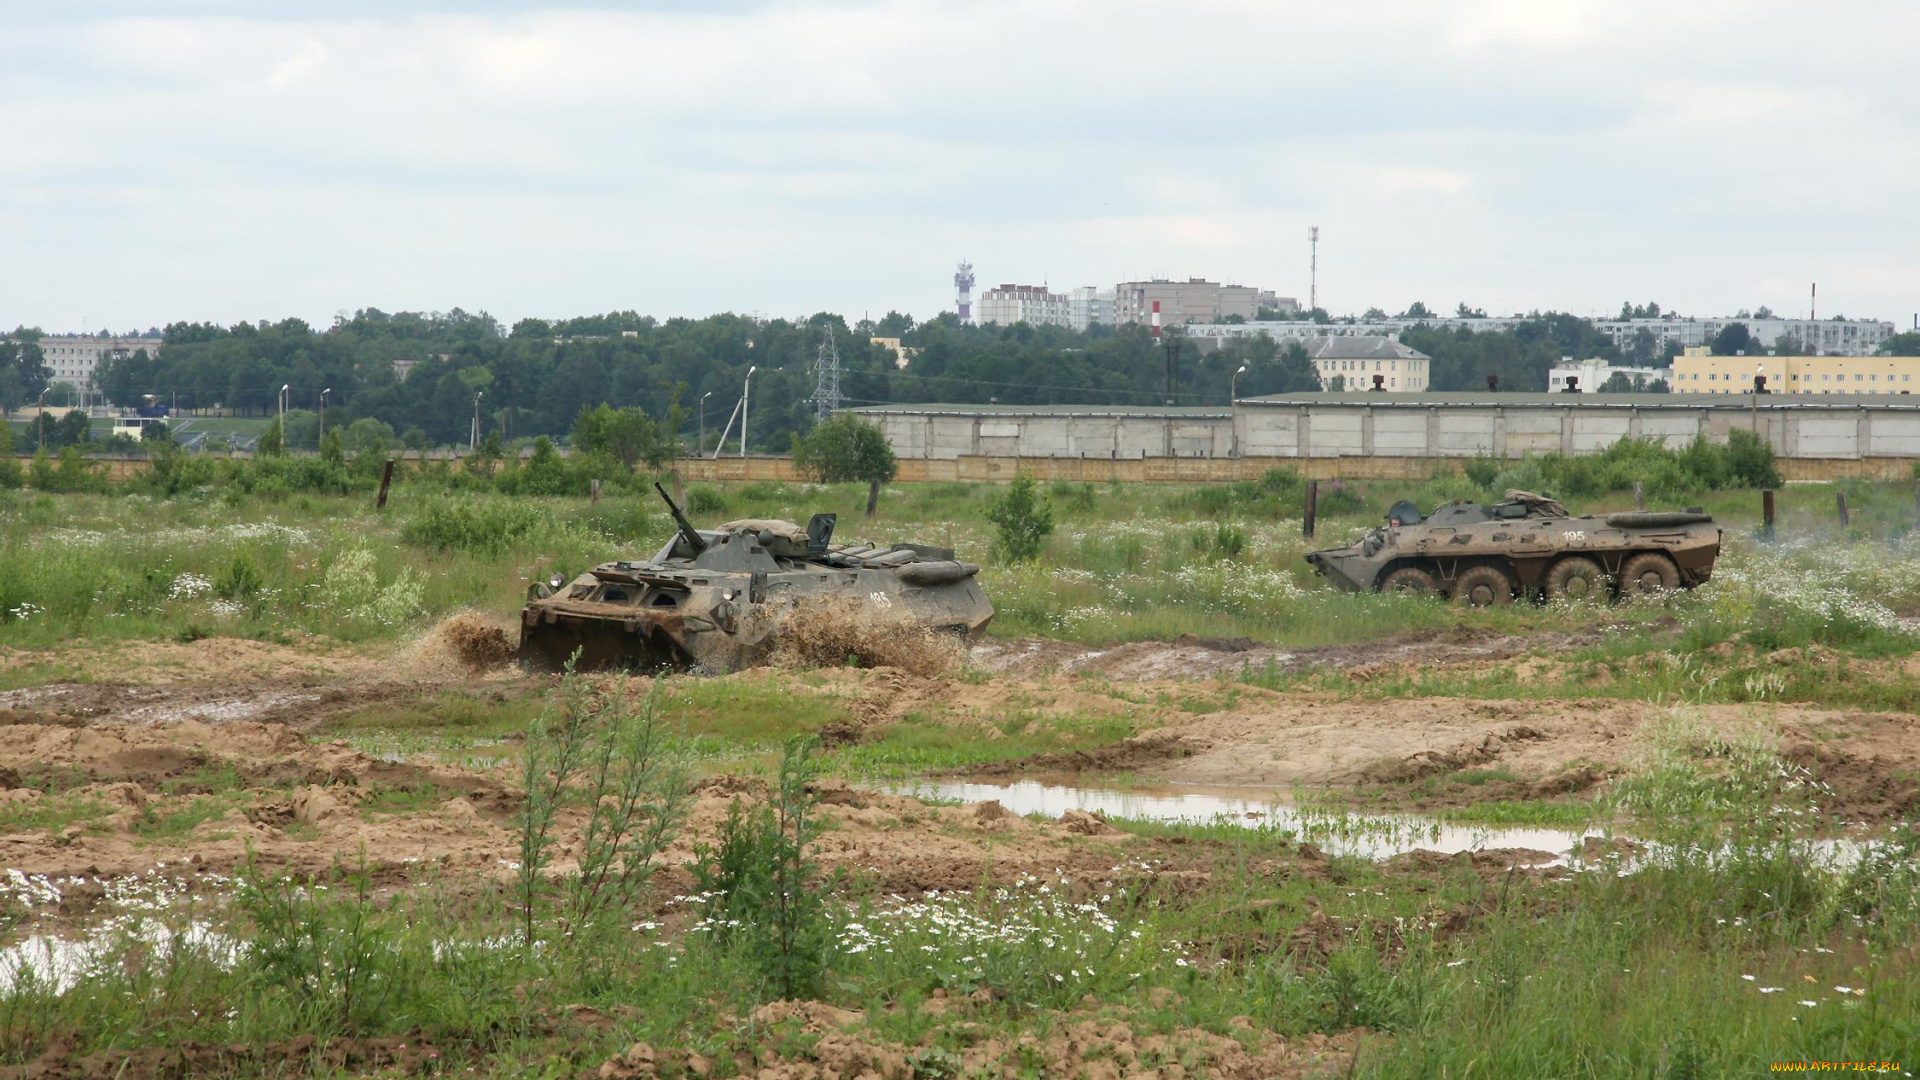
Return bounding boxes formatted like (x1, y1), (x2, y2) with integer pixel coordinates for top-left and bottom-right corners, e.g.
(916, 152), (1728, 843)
(401, 499), (552, 556)
(986, 474), (1055, 562)
(690, 737), (831, 999)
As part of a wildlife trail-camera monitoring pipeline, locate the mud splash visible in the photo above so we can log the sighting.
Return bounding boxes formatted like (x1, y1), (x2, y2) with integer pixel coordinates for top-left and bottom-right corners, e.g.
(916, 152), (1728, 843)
(400, 612), (519, 674)
(768, 596), (964, 678)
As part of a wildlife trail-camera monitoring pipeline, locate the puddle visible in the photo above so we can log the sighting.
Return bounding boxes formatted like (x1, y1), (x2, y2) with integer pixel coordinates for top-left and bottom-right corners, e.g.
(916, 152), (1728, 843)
(0, 921), (241, 996)
(884, 778), (1604, 861)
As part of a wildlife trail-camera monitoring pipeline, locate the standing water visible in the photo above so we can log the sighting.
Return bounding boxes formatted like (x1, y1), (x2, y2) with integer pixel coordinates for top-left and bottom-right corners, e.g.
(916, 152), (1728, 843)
(884, 777), (1605, 862)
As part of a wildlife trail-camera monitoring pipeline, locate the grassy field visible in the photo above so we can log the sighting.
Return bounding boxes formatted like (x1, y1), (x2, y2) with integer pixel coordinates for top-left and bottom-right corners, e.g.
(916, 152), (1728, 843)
(3, 473), (1920, 1076)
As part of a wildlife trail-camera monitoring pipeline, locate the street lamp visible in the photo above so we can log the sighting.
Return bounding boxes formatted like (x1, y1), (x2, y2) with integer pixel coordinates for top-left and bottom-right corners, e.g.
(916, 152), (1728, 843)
(741, 367), (757, 458)
(471, 390), (484, 452)
(1231, 364), (1248, 404)
(700, 390), (713, 452)
(279, 384), (290, 449)
(319, 388), (331, 443)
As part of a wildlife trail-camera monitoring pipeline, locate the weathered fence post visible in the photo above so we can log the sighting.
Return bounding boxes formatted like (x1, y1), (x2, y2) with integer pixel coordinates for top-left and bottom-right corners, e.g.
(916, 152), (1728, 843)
(1632, 481), (1644, 511)
(376, 459), (395, 510)
(590, 478), (601, 506)
(865, 478), (880, 519)
(1837, 490), (1850, 528)
(1762, 489), (1775, 541)
(1304, 480), (1319, 539)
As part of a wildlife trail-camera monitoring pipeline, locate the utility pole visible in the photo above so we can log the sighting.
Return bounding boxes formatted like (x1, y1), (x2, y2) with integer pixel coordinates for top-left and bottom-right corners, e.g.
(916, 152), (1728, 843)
(279, 384), (289, 449)
(471, 390), (484, 452)
(319, 387), (331, 443)
(741, 366), (757, 458)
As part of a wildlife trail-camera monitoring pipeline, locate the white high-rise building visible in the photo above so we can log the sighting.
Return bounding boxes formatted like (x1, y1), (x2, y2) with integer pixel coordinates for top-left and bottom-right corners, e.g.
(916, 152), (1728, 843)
(976, 284), (1072, 328)
(41, 334), (164, 393)
(1066, 287), (1114, 330)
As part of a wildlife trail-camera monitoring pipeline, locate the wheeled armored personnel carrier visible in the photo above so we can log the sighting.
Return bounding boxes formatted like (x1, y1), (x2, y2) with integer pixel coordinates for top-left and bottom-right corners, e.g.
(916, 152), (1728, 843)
(519, 484), (994, 672)
(1303, 490), (1720, 606)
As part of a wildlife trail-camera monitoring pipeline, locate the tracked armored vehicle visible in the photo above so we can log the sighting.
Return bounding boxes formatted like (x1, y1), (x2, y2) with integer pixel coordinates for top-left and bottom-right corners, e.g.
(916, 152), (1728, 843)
(1303, 490), (1720, 606)
(519, 485), (993, 672)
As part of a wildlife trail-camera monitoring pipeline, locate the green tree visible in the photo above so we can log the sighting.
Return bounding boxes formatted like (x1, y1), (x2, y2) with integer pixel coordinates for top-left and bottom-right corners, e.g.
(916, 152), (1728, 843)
(1627, 328), (1660, 366)
(1773, 333), (1811, 357)
(141, 420), (173, 445)
(1401, 301), (1433, 320)
(1710, 323), (1756, 356)
(986, 473), (1054, 562)
(0, 421), (19, 488)
(1877, 332), (1920, 357)
(319, 427), (346, 466)
(792, 413), (899, 517)
(257, 417), (285, 457)
(343, 417), (396, 457)
(572, 403), (683, 470)
(1363, 306), (1388, 321)
(1599, 372), (1639, 393)
(54, 410), (91, 447)
(1455, 302), (1487, 318)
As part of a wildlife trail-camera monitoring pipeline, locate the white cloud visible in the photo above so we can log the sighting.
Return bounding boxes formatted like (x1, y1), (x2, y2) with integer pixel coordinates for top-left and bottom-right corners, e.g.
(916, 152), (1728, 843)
(1, 0), (1917, 330)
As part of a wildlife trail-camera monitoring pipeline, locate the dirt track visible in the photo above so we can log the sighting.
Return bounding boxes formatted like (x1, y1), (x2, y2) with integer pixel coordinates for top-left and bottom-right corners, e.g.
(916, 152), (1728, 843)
(3, 626), (1918, 891)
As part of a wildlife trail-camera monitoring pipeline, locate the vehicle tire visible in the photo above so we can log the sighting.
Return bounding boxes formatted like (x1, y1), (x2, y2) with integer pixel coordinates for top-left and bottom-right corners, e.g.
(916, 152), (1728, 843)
(1619, 552), (1679, 599)
(1544, 556), (1608, 603)
(1451, 565), (1515, 608)
(1379, 566), (1438, 598)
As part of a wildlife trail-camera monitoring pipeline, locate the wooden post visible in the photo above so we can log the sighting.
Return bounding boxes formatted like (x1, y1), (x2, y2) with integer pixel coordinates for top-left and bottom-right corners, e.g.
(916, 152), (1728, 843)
(865, 477), (880, 519)
(1303, 480), (1319, 539)
(590, 478), (601, 505)
(1837, 490), (1850, 528)
(376, 459), (395, 509)
(1632, 481), (1644, 511)
(1762, 489), (1775, 541)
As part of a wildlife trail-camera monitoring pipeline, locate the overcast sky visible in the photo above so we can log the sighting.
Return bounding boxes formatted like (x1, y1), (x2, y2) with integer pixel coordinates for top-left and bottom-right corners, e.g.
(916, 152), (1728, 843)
(4, 0), (1917, 333)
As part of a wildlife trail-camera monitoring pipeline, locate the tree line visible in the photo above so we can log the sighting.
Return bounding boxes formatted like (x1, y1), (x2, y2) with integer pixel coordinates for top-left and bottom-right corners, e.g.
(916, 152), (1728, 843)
(7, 307), (1919, 452)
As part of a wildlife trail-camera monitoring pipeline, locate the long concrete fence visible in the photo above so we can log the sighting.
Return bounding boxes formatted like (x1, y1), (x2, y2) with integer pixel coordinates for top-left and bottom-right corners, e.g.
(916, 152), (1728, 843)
(854, 394), (1920, 481)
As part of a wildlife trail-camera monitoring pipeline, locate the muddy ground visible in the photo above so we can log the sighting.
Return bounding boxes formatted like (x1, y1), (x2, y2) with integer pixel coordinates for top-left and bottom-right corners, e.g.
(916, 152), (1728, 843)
(1, 623), (1916, 895)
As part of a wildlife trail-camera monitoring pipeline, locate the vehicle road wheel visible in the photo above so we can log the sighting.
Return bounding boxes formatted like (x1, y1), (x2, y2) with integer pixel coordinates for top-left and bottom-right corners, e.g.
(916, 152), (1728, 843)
(1619, 552), (1679, 599)
(1451, 565), (1514, 608)
(1379, 566), (1438, 598)
(1544, 556), (1607, 603)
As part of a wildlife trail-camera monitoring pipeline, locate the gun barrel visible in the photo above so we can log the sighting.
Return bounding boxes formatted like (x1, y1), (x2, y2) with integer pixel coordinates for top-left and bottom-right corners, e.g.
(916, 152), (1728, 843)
(654, 482), (708, 554)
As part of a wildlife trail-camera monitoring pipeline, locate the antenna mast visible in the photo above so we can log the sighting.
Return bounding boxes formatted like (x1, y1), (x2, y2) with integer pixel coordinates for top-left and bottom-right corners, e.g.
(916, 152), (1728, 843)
(810, 324), (843, 421)
(954, 261), (975, 323)
(1308, 226), (1320, 313)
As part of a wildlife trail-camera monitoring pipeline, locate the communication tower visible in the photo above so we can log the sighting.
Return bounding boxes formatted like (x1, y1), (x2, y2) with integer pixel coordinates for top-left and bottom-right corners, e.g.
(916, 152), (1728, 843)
(954, 261), (975, 323)
(1308, 226), (1320, 313)
(810, 324), (843, 421)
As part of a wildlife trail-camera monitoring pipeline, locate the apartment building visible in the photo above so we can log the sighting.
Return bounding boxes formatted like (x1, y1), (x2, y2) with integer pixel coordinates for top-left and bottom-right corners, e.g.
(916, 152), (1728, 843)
(1114, 279), (1260, 325)
(976, 284), (1072, 328)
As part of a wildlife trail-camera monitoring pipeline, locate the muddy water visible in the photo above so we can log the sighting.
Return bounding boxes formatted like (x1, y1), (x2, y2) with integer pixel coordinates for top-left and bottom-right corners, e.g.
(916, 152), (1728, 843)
(885, 777), (1604, 861)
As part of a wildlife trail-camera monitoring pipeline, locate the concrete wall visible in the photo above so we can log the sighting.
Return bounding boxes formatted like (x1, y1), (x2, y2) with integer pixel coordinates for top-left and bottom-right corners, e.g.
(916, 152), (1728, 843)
(870, 411), (1235, 461)
(868, 400), (1920, 465)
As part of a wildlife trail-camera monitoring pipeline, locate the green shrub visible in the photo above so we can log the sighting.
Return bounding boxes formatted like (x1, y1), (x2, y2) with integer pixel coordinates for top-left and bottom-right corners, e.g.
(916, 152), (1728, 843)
(691, 737), (831, 999)
(986, 474), (1055, 562)
(685, 485), (727, 517)
(400, 499), (551, 556)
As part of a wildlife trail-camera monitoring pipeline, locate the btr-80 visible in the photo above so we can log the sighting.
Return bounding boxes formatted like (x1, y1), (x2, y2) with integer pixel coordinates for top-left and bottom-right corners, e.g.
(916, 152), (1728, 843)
(1303, 490), (1720, 605)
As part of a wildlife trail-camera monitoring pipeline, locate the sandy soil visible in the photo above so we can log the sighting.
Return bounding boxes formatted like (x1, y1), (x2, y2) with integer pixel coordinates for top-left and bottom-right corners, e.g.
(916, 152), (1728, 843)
(4, 623), (1916, 900)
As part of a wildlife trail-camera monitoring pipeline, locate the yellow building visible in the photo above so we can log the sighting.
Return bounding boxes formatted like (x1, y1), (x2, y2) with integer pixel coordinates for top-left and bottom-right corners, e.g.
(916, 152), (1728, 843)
(1671, 346), (1920, 395)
